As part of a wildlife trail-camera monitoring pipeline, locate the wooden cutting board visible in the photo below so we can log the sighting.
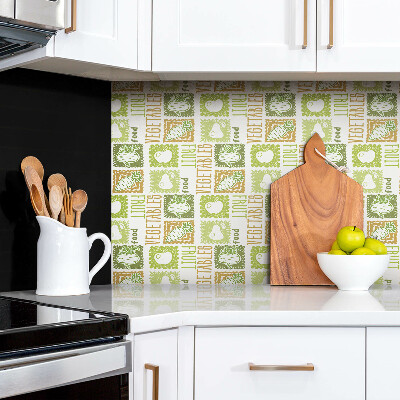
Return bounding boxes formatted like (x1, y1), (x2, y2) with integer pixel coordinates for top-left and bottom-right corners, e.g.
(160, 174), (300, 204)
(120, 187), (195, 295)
(270, 133), (364, 286)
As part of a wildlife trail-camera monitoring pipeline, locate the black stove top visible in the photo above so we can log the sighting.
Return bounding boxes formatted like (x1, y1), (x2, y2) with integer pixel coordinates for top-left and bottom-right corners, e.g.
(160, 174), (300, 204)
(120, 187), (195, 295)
(0, 296), (128, 356)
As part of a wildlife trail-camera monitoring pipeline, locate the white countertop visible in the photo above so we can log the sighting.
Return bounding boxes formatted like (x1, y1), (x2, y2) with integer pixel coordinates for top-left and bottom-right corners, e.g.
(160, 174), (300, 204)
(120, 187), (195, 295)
(2, 284), (400, 333)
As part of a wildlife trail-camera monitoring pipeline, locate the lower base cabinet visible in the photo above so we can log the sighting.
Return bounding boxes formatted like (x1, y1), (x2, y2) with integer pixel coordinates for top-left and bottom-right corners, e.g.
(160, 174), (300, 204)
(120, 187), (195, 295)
(194, 327), (365, 400)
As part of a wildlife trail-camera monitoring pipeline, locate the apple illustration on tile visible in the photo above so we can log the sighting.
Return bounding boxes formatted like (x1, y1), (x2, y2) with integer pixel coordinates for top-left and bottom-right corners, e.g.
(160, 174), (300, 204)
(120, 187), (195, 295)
(205, 200), (224, 215)
(306, 99), (325, 113)
(111, 200), (121, 215)
(154, 150), (172, 164)
(256, 150), (274, 164)
(357, 150), (376, 164)
(155, 252), (173, 265)
(205, 99), (223, 113)
(256, 252), (268, 265)
(111, 98), (122, 113)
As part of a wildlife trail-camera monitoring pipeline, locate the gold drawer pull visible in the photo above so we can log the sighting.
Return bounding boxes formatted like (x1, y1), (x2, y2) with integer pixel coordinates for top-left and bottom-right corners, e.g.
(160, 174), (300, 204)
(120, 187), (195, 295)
(327, 0), (334, 48)
(249, 363), (314, 371)
(302, 0), (308, 49)
(145, 363), (159, 400)
(65, 0), (77, 33)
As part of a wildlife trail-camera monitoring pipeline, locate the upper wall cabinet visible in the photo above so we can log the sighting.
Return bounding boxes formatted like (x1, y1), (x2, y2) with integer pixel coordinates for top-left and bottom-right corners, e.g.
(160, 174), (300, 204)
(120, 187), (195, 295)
(152, 0), (317, 73)
(317, 0), (400, 72)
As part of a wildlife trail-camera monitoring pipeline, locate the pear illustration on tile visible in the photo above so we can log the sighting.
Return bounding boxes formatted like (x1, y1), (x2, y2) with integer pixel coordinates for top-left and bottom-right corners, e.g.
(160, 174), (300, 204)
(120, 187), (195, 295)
(369, 120), (396, 140)
(205, 200), (224, 215)
(357, 150), (376, 164)
(112, 224), (122, 240)
(313, 122), (325, 138)
(371, 222), (397, 241)
(111, 98), (122, 113)
(154, 150), (172, 164)
(256, 150), (274, 164)
(209, 122), (224, 139)
(159, 174), (173, 190)
(161, 275), (171, 284)
(205, 99), (223, 113)
(111, 122), (122, 139)
(256, 252), (268, 265)
(111, 200), (122, 214)
(165, 121), (193, 141)
(362, 174), (376, 190)
(266, 120), (294, 141)
(306, 99), (325, 113)
(209, 224), (224, 241)
(154, 252), (173, 265)
(259, 174), (271, 189)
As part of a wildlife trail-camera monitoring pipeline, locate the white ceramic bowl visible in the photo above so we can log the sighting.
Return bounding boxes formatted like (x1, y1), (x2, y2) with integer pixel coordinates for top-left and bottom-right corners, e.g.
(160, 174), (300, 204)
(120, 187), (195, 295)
(317, 252), (390, 291)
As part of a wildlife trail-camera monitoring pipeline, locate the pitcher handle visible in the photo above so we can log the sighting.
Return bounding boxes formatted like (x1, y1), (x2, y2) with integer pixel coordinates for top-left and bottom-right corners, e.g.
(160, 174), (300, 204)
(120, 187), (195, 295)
(88, 233), (111, 284)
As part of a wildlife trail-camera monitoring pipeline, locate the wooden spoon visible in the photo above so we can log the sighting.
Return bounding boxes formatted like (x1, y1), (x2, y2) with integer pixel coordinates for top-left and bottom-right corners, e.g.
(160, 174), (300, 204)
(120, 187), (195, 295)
(72, 190), (88, 228)
(47, 173), (67, 192)
(24, 166), (50, 218)
(30, 184), (44, 216)
(21, 156), (44, 181)
(49, 185), (63, 220)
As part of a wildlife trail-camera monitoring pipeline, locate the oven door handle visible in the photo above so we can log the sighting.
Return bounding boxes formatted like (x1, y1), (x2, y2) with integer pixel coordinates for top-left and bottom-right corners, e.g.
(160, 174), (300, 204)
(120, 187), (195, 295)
(0, 341), (131, 399)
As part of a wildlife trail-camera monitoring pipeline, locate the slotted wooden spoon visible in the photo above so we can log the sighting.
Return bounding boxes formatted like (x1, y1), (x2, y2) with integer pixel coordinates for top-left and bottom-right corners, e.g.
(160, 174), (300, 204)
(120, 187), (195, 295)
(72, 189), (88, 228)
(24, 166), (50, 218)
(30, 184), (44, 216)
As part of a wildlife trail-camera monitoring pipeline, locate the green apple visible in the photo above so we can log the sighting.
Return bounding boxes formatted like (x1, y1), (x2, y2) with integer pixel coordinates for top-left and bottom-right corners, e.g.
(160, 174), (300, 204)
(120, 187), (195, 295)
(351, 247), (376, 255)
(364, 238), (387, 255)
(328, 249), (347, 255)
(331, 240), (340, 250)
(336, 226), (365, 253)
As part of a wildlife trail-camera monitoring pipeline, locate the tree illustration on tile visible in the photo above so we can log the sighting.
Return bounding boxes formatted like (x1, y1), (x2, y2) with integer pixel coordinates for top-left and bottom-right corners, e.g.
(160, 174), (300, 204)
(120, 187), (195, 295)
(251, 170), (281, 193)
(111, 94), (128, 117)
(113, 144), (143, 168)
(367, 195), (397, 219)
(164, 195), (194, 218)
(214, 245), (245, 269)
(214, 170), (245, 193)
(149, 246), (179, 269)
(367, 119), (397, 142)
(149, 144), (179, 167)
(251, 144), (280, 167)
(353, 170), (383, 193)
(367, 94), (397, 117)
(149, 271), (180, 284)
(113, 170), (143, 193)
(111, 195), (128, 218)
(111, 221), (129, 244)
(111, 119), (130, 142)
(164, 93), (194, 117)
(214, 144), (245, 167)
(164, 120), (194, 142)
(200, 119), (231, 142)
(352, 144), (382, 168)
(113, 245), (143, 269)
(164, 221), (194, 244)
(200, 94), (230, 117)
(150, 170), (180, 193)
(302, 119), (332, 142)
(265, 119), (296, 142)
(200, 195), (229, 218)
(265, 93), (296, 117)
(201, 221), (231, 244)
(367, 221), (397, 243)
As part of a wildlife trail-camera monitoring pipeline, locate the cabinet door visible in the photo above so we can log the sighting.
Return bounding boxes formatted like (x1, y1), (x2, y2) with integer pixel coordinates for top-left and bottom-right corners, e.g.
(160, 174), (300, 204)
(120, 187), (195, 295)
(133, 329), (177, 400)
(153, 0), (316, 72)
(195, 327), (365, 400)
(367, 327), (400, 400)
(318, 0), (400, 72)
(54, 0), (137, 69)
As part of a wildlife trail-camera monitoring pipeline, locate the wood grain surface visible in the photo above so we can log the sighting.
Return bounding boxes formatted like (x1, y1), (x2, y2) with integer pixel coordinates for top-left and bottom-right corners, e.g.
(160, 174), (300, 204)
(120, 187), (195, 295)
(270, 133), (364, 285)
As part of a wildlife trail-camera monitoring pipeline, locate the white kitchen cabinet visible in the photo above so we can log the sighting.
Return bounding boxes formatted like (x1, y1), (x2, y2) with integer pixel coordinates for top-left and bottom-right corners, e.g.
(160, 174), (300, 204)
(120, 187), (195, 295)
(366, 327), (400, 400)
(152, 0), (316, 73)
(195, 327), (365, 400)
(317, 0), (400, 72)
(133, 329), (178, 400)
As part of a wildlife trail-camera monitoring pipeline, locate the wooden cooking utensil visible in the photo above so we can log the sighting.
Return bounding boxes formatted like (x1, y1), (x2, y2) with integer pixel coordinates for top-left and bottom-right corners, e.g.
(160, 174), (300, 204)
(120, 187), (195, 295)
(49, 185), (63, 220)
(64, 187), (75, 227)
(72, 189), (88, 228)
(270, 133), (364, 286)
(21, 156), (44, 181)
(30, 184), (44, 216)
(24, 166), (50, 218)
(47, 173), (67, 192)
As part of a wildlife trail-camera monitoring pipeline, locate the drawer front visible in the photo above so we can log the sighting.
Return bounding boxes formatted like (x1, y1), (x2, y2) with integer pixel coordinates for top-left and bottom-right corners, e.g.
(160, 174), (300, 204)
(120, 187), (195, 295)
(195, 327), (364, 400)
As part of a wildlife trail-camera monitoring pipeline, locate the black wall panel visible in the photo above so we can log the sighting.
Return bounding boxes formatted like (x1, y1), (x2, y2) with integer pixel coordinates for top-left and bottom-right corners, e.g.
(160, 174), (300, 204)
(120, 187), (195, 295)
(0, 69), (111, 291)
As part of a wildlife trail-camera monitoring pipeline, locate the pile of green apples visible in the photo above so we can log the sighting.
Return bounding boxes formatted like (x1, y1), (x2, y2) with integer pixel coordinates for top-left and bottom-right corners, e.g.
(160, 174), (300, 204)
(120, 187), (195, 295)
(328, 226), (387, 255)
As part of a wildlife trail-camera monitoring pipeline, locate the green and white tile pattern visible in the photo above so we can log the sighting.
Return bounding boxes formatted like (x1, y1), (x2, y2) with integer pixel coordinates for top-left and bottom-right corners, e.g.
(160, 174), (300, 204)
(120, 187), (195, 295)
(111, 81), (400, 285)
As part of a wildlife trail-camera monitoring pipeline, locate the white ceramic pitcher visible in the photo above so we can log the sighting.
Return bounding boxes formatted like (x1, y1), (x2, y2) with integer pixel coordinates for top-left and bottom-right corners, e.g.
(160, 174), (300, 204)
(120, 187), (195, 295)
(36, 216), (111, 296)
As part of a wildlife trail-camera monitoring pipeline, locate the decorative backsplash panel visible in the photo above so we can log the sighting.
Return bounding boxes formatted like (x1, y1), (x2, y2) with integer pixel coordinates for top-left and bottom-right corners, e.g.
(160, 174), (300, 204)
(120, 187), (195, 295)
(111, 81), (399, 285)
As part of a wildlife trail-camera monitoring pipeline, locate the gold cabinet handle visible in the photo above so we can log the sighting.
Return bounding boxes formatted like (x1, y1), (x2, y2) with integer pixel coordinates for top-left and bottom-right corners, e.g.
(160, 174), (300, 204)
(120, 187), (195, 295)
(145, 363), (159, 400)
(302, 0), (308, 49)
(249, 363), (315, 371)
(327, 0), (333, 48)
(65, 0), (77, 33)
